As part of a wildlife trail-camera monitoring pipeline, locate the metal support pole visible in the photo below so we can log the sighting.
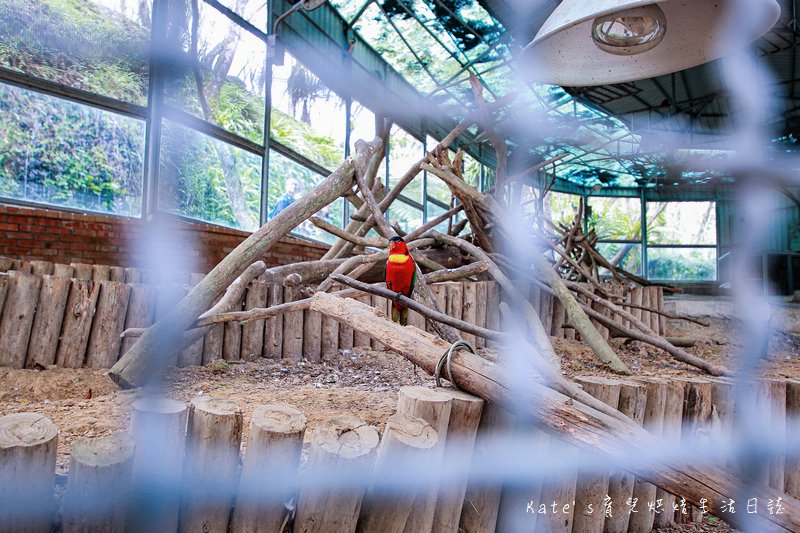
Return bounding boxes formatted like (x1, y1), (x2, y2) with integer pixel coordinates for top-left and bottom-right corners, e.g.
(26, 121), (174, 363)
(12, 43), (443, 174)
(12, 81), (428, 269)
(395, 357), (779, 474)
(641, 188), (649, 279)
(141, 0), (169, 219)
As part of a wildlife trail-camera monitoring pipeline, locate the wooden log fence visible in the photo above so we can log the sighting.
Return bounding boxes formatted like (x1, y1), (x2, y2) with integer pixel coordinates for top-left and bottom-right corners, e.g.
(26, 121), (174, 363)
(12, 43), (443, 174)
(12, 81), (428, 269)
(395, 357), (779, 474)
(0, 255), (666, 368)
(1, 375), (800, 532)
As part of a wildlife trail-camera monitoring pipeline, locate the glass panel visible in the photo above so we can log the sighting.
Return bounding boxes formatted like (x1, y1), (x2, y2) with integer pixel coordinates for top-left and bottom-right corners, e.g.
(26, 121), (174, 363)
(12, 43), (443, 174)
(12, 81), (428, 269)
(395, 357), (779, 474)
(0, 0), (151, 104)
(159, 119), (261, 231)
(0, 83), (144, 216)
(425, 201), (450, 233)
(164, 0), (267, 144)
(425, 134), (452, 205)
(462, 152), (480, 188)
(484, 166), (496, 189)
(588, 196), (642, 240)
(296, 197), (345, 244)
(647, 201), (717, 245)
(271, 53), (346, 170)
(216, 0), (268, 30)
(596, 242), (642, 276)
(545, 191), (581, 228)
(350, 100), (375, 151)
(389, 126), (423, 202)
(647, 247), (717, 281)
(388, 202), (423, 234)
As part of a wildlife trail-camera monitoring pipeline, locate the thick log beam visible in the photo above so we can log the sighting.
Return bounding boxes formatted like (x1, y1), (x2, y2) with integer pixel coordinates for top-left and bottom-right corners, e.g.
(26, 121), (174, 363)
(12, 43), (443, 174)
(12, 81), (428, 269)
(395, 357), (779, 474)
(309, 292), (800, 533)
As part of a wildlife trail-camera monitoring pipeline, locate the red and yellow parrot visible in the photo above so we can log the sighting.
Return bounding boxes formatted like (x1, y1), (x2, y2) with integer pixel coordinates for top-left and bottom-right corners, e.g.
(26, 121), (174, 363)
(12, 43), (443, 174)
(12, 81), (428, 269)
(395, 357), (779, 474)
(385, 236), (416, 325)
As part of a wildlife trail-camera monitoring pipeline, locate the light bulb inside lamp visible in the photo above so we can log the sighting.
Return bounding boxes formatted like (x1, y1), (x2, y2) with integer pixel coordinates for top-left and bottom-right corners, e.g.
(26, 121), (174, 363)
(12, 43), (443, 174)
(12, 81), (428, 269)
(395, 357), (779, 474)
(591, 3), (667, 56)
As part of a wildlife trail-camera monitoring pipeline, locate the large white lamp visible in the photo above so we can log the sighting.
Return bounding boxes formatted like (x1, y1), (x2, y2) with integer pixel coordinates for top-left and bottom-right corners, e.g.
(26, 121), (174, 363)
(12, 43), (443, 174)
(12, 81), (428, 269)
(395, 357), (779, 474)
(522, 0), (781, 86)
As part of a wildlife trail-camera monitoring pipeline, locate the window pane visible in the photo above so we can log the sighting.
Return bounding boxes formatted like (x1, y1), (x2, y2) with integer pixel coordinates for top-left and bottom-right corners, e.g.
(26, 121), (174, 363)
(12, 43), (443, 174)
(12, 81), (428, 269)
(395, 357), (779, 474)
(425, 202), (451, 233)
(271, 53), (346, 170)
(159, 120), (261, 231)
(350, 100), (375, 151)
(484, 166), (496, 189)
(647, 247), (717, 281)
(0, 0), (151, 104)
(388, 202), (422, 234)
(389, 126), (423, 202)
(0, 83), (144, 216)
(545, 191), (581, 228)
(596, 242), (642, 276)
(426, 135), (451, 205)
(165, 1), (267, 144)
(647, 202), (717, 245)
(588, 196), (641, 240)
(462, 152), (480, 188)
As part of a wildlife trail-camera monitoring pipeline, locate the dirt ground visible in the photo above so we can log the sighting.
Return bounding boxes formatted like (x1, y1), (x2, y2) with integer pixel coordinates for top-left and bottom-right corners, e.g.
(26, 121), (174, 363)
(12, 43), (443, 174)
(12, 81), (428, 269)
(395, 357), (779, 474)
(1, 315), (797, 532)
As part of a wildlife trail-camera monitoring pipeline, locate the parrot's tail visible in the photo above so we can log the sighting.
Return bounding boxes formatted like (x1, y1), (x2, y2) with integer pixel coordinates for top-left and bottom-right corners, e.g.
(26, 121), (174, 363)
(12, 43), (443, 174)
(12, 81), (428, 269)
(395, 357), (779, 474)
(391, 304), (409, 326)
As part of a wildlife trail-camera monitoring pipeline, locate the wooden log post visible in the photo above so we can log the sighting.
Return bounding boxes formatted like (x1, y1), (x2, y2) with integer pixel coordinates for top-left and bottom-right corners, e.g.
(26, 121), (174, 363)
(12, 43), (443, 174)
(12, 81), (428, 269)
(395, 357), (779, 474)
(26, 275), (71, 369)
(53, 263), (75, 278)
(552, 297), (566, 338)
(231, 405), (306, 533)
(474, 282), (488, 349)
(353, 295), (372, 348)
(0, 256), (13, 271)
(432, 388), (485, 533)
(128, 398), (188, 533)
(264, 283), (284, 359)
(460, 403), (515, 533)
(537, 440), (579, 533)
(86, 281), (132, 368)
(123, 267), (143, 284)
(572, 377), (621, 533)
(370, 294), (386, 351)
(628, 378), (667, 533)
(630, 287), (643, 325)
(640, 288), (651, 335)
(63, 433), (135, 533)
(656, 287), (666, 335)
(109, 266), (125, 282)
(178, 274), (205, 367)
(397, 386), (453, 533)
(282, 286), (305, 360)
(70, 263), (93, 280)
(769, 379), (787, 492)
(485, 282), (500, 348)
(357, 413), (439, 533)
(93, 265), (111, 282)
(294, 415), (380, 533)
(122, 285), (156, 357)
(242, 276), (268, 361)
(179, 398), (243, 533)
(495, 426), (547, 533)
(0, 413), (58, 533)
(787, 380), (800, 499)
(321, 313), (340, 355)
(0, 272), (43, 368)
(652, 380), (685, 528)
(56, 279), (101, 368)
(303, 303), (323, 362)
(604, 381), (646, 533)
(221, 290), (244, 362)
(30, 260), (53, 276)
(462, 282), (478, 347)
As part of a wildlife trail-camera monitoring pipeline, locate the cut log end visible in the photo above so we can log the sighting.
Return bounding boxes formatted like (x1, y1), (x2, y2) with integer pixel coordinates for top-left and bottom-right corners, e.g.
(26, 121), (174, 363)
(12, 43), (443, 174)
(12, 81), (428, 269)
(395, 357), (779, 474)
(313, 415), (379, 460)
(190, 396), (241, 417)
(251, 404), (307, 435)
(132, 397), (188, 416)
(384, 413), (438, 449)
(70, 433), (134, 467)
(0, 412), (59, 447)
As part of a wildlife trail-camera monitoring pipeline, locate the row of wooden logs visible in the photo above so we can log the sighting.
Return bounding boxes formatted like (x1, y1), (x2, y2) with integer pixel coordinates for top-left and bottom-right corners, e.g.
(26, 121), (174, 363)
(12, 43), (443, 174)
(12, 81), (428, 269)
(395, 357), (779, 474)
(3, 375), (798, 533)
(0, 256), (199, 285)
(0, 386), (483, 533)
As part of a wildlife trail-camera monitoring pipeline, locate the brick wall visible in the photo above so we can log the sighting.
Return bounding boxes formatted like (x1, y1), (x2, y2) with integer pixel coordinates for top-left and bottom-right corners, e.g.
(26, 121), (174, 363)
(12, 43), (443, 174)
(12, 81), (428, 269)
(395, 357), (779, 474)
(0, 204), (330, 272)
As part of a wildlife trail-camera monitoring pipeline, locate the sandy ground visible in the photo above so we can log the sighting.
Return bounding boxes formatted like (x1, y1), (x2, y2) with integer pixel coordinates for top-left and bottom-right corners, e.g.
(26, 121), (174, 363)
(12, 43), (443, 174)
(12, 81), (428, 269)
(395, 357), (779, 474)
(1, 316), (797, 532)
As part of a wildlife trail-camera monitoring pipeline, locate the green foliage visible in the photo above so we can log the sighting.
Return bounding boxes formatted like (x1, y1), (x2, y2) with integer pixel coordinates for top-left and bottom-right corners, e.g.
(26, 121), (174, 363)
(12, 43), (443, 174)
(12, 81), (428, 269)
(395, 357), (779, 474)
(647, 248), (716, 281)
(0, 83), (144, 214)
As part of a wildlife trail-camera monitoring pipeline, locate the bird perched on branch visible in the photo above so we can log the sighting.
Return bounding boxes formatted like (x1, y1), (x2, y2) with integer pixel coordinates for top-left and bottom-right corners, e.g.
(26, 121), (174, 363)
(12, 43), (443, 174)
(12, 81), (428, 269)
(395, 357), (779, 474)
(385, 236), (416, 326)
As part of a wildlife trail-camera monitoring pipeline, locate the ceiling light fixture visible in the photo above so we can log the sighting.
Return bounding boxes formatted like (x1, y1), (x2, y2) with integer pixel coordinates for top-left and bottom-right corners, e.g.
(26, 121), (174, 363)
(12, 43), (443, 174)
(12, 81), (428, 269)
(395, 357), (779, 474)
(522, 0), (781, 86)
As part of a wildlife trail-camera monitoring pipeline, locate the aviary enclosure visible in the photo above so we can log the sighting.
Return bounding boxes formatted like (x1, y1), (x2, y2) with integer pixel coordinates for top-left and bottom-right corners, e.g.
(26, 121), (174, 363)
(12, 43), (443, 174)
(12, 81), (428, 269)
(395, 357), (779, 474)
(2, 0), (800, 532)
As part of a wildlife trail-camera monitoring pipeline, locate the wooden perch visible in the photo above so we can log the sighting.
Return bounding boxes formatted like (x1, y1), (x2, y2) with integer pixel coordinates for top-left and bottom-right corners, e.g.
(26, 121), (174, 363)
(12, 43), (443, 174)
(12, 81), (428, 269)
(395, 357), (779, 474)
(108, 138), (383, 388)
(329, 274), (506, 341)
(309, 292), (800, 533)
